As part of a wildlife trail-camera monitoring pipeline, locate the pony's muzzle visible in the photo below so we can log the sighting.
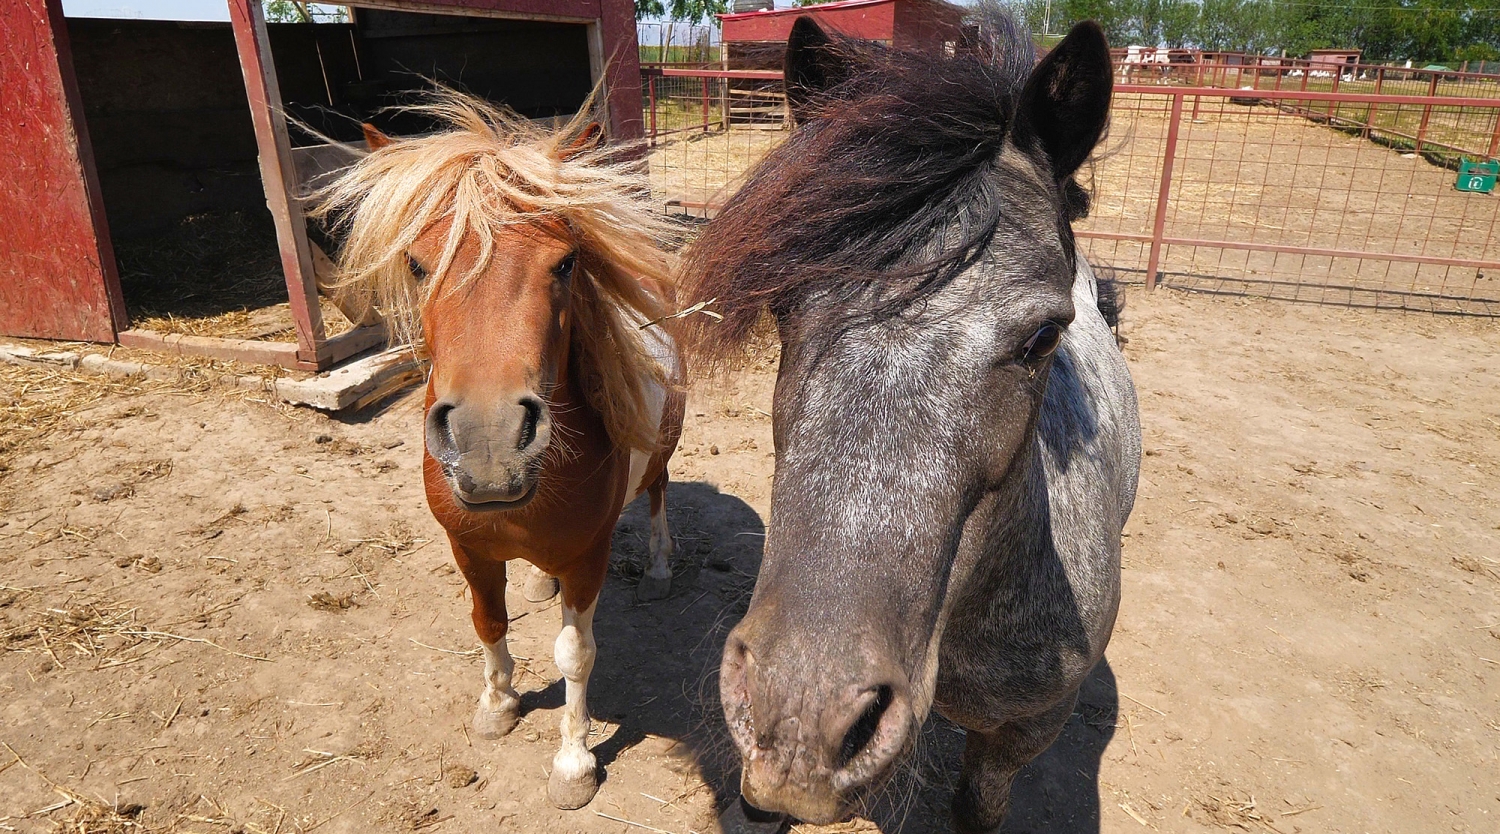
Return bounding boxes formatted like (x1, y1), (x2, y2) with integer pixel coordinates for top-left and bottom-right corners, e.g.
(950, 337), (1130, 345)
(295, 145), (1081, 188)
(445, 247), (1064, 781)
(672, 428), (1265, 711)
(426, 393), (551, 507)
(720, 629), (914, 824)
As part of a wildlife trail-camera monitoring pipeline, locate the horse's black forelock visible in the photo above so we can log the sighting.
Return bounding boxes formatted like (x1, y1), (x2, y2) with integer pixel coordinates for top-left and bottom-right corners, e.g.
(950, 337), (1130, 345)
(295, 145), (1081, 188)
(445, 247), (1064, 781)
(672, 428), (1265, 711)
(683, 9), (1070, 359)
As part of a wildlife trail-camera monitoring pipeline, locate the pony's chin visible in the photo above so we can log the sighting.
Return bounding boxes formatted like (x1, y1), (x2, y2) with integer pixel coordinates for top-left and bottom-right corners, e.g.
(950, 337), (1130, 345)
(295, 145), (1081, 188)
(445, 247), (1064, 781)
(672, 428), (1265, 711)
(452, 478), (539, 512)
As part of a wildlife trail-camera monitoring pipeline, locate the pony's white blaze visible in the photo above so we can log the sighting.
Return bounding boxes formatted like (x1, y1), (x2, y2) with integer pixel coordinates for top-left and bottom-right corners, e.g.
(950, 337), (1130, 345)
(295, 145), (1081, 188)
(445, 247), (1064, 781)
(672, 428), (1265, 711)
(475, 638), (522, 738)
(551, 600), (598, 790)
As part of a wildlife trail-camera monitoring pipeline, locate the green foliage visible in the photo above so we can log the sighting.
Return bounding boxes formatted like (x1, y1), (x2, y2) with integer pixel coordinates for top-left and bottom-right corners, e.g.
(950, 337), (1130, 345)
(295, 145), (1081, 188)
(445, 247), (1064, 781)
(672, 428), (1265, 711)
(636, 0), (724, 24)
(1024, 0), (1500, 64)
(263, 1), (347, 23)
(1455, 42), (1500, 62)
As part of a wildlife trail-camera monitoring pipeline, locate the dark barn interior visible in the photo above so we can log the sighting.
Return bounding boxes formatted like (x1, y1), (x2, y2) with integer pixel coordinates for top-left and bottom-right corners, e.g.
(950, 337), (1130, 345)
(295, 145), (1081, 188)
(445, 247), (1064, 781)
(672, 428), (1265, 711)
(65, 11), (595, 332)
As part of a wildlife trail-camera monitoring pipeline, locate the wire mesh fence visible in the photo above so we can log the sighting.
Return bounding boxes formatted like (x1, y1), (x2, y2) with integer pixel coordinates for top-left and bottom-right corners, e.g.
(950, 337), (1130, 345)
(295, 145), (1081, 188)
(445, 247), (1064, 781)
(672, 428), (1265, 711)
(643, 68), (787, 218)
(644, 68), (1500, 315)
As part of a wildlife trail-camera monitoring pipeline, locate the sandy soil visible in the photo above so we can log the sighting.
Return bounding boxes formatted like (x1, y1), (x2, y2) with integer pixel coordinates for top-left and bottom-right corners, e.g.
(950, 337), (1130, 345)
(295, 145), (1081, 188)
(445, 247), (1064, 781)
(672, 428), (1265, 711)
(2, 288), (1497, 834)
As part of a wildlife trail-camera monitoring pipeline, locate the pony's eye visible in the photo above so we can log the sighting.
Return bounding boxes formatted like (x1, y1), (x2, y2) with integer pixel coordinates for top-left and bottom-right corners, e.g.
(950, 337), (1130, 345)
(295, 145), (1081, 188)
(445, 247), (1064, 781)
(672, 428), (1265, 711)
(406, 254), (427, 281)
(553, 251), (578, 281)
(1020, 322), (1063, 362)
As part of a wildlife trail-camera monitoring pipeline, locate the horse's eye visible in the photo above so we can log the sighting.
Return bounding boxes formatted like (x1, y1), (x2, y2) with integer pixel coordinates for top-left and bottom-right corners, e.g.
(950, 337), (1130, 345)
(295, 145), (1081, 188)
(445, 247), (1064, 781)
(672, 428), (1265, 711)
(1020, 322), (1063, 362)
(553, 251), (577, 281)
(406, 254), (427, 281)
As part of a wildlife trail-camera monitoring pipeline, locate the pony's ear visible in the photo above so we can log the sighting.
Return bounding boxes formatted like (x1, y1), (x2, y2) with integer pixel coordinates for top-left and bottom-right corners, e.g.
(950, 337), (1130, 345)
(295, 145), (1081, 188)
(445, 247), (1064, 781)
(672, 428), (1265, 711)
(361, 123), (394, 151)
(561, 122), (604, 159)
(1011, 21), (1112, 183)
(784, 17), (852, 122)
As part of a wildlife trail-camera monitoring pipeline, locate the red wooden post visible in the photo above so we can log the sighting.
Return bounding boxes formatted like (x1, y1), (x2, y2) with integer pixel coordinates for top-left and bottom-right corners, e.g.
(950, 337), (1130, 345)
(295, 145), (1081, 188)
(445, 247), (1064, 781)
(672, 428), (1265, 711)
(1146, 93), (1185, 291)
(648, 74), (657, 146)
(1327, 70), (1340, 119)
(1416, 73), (1439, 152)
(227, 0), (325, 367)
(1367, 67), (1384, 138)
(1487, 107), (1500, 159)
(0, 0), (128, 342)
(701, 76), (709, 133)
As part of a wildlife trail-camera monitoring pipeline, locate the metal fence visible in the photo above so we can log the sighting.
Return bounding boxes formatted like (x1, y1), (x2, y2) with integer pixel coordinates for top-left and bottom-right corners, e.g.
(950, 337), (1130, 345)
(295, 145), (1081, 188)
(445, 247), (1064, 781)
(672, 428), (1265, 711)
(644, 68), (1500, 315)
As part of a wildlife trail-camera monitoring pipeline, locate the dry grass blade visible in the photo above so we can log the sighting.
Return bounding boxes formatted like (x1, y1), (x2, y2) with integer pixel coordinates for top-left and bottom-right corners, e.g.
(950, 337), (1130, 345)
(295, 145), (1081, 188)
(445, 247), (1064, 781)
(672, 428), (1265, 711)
(285, 749), (368, 781)
(118, 630), (272, 662)
(409, 639), (481, 657)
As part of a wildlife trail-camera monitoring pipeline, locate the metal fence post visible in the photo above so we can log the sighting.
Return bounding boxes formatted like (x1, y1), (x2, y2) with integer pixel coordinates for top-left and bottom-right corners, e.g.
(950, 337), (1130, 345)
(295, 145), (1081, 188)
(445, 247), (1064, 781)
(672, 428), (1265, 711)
(1366, 68), (1384, 139)
(1416, 73), (1439, 152)
(701, 76), (709, 133)
(1146, 93), (1185, 291)
(648, 74), (657, 147)
(1488, 107), (1500, 159)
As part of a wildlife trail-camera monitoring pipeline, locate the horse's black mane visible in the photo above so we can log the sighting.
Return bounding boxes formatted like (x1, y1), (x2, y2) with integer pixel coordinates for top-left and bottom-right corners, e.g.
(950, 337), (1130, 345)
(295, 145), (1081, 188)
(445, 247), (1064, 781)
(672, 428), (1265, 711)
(683, 10), (1097, 360)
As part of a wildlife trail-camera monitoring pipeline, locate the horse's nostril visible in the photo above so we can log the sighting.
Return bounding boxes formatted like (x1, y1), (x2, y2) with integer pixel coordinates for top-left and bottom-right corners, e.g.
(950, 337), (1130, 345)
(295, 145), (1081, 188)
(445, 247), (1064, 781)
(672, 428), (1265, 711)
(517, 396), (543, 451)
(837, 685), (893, 770)
(426, 402), (458, 462)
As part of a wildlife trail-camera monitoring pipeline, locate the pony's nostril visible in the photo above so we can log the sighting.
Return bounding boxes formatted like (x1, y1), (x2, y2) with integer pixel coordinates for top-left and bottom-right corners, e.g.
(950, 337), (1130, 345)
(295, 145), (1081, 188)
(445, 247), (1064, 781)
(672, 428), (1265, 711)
(516, 396), (543, 451)
(837, 685), (893, 770)
(426, 402), (458, 462)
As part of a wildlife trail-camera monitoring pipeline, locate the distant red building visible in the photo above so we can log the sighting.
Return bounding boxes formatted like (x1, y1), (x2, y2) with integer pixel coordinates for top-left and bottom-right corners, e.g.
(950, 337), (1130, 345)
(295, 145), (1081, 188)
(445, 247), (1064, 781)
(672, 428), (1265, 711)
(718, 0), (966, 68)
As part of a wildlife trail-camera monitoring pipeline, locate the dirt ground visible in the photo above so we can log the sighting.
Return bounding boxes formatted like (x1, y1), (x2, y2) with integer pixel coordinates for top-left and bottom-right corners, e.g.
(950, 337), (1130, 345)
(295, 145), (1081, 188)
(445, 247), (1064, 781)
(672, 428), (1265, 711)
(2, 288), (1498, 834)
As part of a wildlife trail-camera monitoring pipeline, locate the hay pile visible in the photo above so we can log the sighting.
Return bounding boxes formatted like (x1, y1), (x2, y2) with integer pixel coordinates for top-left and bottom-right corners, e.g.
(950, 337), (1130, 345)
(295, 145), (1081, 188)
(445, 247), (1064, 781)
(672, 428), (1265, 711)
(113, 211), (353, 341)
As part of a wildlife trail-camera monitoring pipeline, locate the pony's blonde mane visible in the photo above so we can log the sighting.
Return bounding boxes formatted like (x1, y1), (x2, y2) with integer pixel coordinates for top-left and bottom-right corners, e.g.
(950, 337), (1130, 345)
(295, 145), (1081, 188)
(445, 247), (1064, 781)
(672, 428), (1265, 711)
(311, 90), (679, 452)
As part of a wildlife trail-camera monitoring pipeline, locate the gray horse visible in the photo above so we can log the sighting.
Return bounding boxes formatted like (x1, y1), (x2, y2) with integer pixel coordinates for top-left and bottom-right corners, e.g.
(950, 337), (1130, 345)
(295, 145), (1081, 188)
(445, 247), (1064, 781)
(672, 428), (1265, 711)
(680, 15), (1141, 834)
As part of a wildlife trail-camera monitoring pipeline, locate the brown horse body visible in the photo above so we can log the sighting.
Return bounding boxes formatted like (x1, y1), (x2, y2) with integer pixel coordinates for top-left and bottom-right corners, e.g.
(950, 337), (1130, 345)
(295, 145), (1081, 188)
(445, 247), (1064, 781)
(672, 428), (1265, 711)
(317, 96), (685, 810)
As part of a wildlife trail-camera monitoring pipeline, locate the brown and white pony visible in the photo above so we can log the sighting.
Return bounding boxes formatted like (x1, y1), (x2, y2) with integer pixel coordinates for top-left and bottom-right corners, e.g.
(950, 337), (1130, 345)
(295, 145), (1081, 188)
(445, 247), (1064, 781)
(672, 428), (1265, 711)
(315, 93), (684, 810)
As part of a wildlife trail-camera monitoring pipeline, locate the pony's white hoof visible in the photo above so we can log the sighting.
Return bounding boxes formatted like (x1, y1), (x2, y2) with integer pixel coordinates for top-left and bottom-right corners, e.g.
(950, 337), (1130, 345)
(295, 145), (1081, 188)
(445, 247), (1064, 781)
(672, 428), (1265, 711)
(472, 705), (519, 739)
(636, 571), (672, 601)
(547, 766), (599, 810)
(523, 571), (559, 603)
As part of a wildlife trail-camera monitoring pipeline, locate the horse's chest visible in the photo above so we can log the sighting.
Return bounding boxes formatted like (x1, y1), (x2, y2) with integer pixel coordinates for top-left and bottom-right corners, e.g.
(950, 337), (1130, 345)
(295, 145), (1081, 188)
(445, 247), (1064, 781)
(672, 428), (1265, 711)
(934, 555), (1116, 731)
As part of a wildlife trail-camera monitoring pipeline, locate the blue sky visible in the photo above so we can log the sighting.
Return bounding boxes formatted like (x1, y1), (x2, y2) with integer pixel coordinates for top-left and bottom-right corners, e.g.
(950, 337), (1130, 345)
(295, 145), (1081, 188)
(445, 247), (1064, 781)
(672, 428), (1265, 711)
(60, 0), (814, 22)
(63, 0), (230, 19)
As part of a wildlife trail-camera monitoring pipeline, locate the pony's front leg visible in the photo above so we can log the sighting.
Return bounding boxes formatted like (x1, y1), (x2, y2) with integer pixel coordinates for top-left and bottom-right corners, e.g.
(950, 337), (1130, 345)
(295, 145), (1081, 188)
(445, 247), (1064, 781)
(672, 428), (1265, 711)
(637, 469), (674, 601)
(548, 558), (608, 809)
(453, 545), (522, 738)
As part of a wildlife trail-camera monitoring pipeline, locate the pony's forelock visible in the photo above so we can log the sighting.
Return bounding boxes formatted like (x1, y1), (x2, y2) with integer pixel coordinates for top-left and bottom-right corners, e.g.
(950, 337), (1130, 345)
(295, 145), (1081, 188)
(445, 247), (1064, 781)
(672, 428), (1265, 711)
(311, 89), (680, 452)
(679, 8), (1063, 371)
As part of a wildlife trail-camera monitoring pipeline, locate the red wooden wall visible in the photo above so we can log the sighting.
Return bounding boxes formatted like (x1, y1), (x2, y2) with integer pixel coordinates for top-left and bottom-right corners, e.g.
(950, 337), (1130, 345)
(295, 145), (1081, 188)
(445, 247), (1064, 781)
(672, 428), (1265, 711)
(0, 0), (125, 343)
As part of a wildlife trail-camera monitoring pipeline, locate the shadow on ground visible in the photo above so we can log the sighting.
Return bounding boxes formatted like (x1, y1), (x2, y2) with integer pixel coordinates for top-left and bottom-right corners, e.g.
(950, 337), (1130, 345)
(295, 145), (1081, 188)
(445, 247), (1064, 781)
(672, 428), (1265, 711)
(579, 478), (1118, 833)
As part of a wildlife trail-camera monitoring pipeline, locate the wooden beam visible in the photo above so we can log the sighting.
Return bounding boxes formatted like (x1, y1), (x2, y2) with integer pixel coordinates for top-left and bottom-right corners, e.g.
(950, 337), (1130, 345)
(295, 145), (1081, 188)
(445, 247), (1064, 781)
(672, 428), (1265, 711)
(227, 0), (327, 366)
(315, 325), (388, 366)
(117, 329), (302, 368)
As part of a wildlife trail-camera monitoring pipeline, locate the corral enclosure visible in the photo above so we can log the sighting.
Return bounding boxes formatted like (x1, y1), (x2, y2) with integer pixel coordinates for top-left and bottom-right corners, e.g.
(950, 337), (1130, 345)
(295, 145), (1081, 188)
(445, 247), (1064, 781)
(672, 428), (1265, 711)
(644, 62), (1500, 315)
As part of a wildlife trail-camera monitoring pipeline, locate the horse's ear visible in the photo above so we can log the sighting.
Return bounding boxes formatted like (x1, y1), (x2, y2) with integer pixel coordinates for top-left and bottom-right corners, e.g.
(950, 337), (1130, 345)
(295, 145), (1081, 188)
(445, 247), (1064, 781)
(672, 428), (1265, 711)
(784, 17), (852, 122)
(361, 123), (394, 151)
(561, 122), (604, 159)
(1012, 20), (1112, 183)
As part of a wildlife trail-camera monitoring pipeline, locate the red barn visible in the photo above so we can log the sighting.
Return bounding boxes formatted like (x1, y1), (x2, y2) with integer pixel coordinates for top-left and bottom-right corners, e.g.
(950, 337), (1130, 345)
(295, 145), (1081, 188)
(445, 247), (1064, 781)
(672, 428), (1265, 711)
(718, 0), (966, 69)
(1, 0), (643, 370)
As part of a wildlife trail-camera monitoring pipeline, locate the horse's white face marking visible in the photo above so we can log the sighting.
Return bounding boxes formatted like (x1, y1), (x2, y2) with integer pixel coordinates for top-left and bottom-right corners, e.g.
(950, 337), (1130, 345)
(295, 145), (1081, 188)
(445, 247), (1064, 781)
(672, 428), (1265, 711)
(551, 600), (598, 784)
